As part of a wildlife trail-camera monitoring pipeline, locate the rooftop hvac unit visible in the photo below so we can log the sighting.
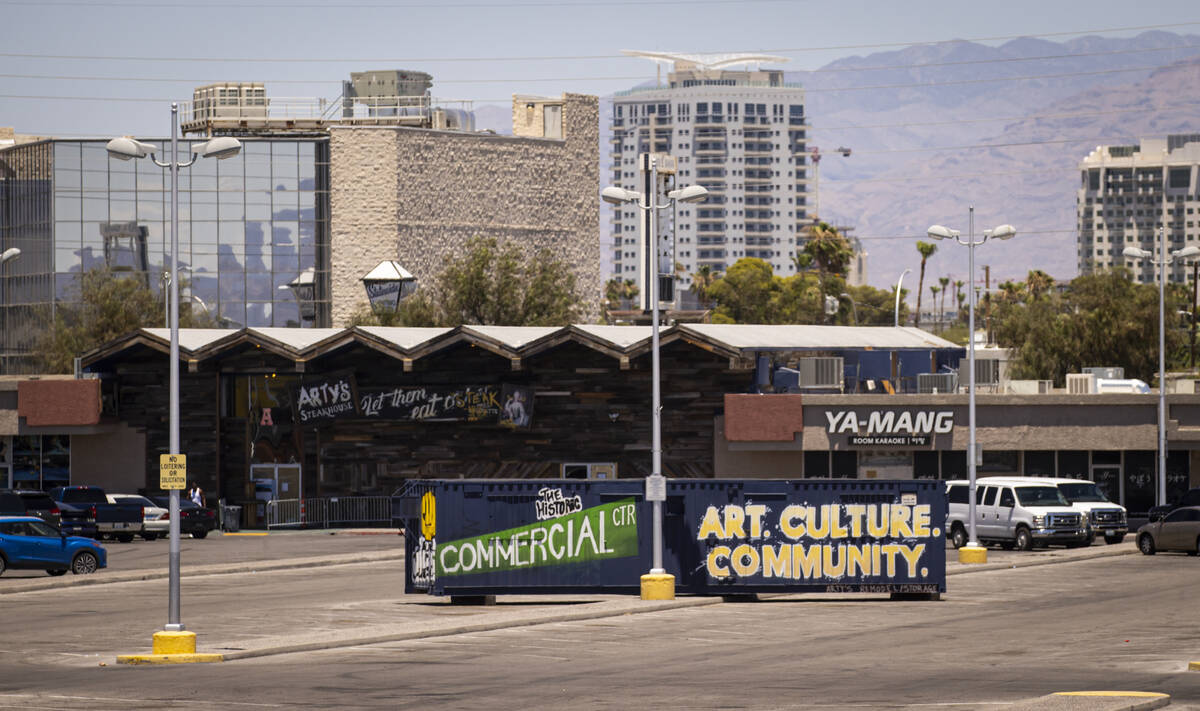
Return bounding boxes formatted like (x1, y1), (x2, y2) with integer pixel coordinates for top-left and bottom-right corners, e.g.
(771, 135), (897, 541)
(918, 372), (958, 394)
(1066, 373), (1096, 395)
(1007, 379), (1054, 394)
(796, 357), (844, 390)
(974, 359), (1001, 385)
(1083, 366), (1124, 380)
(191, 83), (267, 122)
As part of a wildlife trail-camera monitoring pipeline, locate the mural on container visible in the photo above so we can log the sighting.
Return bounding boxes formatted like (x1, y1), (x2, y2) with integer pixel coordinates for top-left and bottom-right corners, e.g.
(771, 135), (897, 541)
(435, 491), (638, 578)
(697, 498), (939, 590)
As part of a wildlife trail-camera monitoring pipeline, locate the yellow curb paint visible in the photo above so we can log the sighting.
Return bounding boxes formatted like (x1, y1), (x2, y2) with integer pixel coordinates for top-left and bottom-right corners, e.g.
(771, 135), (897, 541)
(1053, 691), (1169, 698)
(640, 573), (675, 600)
(957, 546), (988, 564)
(116, 654), (224, 665)
(222, 532), (269, 536)
(153, 630), (196, 655)
(1190, 662), (1200, 671)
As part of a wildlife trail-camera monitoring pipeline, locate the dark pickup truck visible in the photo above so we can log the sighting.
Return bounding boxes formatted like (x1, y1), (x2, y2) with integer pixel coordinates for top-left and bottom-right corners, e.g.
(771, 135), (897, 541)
(49, 486), (144, 542)
(1147, 488), (1200, 522)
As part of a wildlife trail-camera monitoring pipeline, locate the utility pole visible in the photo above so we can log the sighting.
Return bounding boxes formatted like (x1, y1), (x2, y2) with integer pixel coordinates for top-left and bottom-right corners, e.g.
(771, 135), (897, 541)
(983, 265), (991, 345)
(1192, 261), (1198, 370)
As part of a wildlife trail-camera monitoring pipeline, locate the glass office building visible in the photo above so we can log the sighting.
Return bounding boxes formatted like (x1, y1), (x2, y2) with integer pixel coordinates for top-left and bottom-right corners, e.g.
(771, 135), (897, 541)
(0, 137), (331, 373)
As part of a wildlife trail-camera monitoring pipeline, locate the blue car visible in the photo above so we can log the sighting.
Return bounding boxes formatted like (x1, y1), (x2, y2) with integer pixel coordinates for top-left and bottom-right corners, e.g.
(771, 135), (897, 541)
(0, 516), (107, 576)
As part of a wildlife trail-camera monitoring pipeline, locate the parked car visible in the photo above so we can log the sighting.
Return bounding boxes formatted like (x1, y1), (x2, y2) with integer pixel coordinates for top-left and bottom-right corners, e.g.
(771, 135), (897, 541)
(48, 486), (144, 542)
(945, 478), (1088, 551)
(1136, 506), (1200, 555)
(0, 489), (66, 529)
(1037, 478), (1128, 544)
(147, 495), (218, 539)
(107, 494), (169, 541)
(1147, 488), (1200, 522)
(0, 515), (107, 576)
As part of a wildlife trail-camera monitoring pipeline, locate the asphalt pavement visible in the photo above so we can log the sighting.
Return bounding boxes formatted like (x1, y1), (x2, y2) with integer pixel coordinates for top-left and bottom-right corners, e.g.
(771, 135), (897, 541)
(0, 530), (1182, 710)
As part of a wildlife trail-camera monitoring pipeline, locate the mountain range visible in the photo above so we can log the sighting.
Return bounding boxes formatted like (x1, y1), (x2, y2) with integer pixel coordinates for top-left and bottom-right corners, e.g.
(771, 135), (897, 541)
(472, 31), (1200, 291)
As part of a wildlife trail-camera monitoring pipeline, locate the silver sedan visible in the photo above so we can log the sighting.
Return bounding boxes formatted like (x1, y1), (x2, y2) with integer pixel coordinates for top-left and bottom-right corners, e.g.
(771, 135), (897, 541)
(1136, 505), (1200, 555)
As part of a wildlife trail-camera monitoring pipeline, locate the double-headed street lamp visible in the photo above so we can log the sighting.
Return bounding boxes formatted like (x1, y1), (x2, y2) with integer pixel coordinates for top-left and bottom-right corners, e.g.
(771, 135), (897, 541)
(927, 208), (1016, 565)
(1123, 232), (1200, 508)
(107, 105), (241, 655)
(602, 154), (706, 600)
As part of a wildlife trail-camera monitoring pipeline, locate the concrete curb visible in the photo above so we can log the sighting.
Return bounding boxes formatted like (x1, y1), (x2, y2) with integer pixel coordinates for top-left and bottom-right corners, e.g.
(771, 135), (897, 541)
(946, 543), (1136, 576)
(1003, 691), (1170, 711)
(0, 550), (404, 596)
(222, 596), (723, 661)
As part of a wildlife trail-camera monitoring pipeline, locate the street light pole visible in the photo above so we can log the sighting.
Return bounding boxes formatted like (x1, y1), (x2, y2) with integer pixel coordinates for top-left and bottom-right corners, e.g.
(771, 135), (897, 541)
(107, 107), (241, 656)
(928, 209), (1016, 565)
(1123, 234), (1199, 507)
(602, 156), (707, 600)
(894, 268), (911, 327)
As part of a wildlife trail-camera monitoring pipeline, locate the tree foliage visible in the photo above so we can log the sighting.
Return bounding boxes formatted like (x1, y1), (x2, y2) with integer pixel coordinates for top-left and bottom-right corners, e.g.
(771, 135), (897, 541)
(991, 269), (1185, 385)
(350, 237), (583, 328)
(913, 240), (938, 329)
(37, 268), (214, 373)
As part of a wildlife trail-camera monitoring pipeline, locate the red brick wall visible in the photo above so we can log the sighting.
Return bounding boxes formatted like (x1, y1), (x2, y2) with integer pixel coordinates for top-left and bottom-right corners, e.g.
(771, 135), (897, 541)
(723, 394), (804, 442)
(17, 379), (101, 426)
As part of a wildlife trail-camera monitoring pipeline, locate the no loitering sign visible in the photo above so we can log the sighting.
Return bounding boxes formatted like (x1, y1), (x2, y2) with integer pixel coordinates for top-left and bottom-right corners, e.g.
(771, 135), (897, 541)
(159, 454), (187, 490)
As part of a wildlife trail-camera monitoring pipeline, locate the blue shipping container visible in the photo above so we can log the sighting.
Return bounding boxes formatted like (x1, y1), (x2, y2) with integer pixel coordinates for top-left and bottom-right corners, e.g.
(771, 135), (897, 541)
(399, 479), (945, 597)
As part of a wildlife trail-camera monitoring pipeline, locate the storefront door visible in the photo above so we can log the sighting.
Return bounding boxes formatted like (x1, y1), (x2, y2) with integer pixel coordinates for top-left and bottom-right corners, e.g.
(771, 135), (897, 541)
(250, 464), (303, 502)
(1090, 466), (1121, 505)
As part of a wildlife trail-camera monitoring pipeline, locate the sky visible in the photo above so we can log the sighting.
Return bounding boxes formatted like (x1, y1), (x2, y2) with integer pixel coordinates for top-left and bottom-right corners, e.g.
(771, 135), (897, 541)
(3, 0), (1200, 139)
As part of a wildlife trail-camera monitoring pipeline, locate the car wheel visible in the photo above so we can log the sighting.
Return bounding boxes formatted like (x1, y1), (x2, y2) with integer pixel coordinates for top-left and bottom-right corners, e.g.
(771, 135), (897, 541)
(1015, 526), (1033, 552)
(0, 555), (6, 577)
(999, 541), (1015, 550)
(1104, 533), (1126, 545)
(191, 530), (208, 540)
(71, 551), (99, 574)
(47, 569), (68, 577)
(1138, 533), (1156, 556)
(949, 524), (967, 549)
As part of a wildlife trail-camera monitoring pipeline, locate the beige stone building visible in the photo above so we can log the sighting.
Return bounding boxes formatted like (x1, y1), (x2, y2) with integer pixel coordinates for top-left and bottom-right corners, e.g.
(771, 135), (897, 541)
(329, 93), (599, 325)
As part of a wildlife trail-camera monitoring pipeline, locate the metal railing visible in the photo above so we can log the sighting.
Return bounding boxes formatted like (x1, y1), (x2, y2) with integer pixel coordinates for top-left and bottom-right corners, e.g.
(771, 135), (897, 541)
(265, 496), (393, 529)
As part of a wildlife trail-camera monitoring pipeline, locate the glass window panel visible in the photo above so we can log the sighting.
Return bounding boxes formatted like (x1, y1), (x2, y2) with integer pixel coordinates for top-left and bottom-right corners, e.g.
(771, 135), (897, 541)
(190, 273), (218, 303)
(246, 273), (271, 300)
(54, 142), (81, 168)
(109, 165), (135, 192)
(54, 221), (82, 244)
(218, 221), (245, 245)
(298, 221), (316, 249)
(274, 299), (300, 327)
(218, 192), (244, 221)
(136, 162), (164, 191)
(218, 270), (245, 299)
(190, 174), (217, 192)
(81, 194), (107, 221)
(298, 190), (315, 220)
(246, 191), (272, 220)
(218, 170), (244, 192)
(191, 192), (218, 220)
(245, 302), (272, 328)
(110, 192), (136, 221)
(191, 250), (218, 274)
(218, 244), (245, 271)
(55, 247), (82, 274)
(81, 145), (108, 189)
(56, 165), (81, 190)
(219, 300), (245, 328)
(244, 221), (269, 249)
(272, 252), (299, 277)
(192, 221), (217, 245)
(55, 272), (78, 300)
(273, 190), (299, 217)
(273, 222), (297, 247)
(55, 193), (82, 221)
(136, 193), (164, 222)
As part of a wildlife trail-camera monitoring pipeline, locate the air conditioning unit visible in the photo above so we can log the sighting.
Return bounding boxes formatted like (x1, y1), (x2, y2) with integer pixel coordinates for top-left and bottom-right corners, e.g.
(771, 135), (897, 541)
(1083, 366), (1124, 380)
(1008, 379), (1054, 394)
(796, 357), (844, 390)
(918, 372), (958, 394)
(1066, 373), (1096, 395)
(974, 359), (1001, 385)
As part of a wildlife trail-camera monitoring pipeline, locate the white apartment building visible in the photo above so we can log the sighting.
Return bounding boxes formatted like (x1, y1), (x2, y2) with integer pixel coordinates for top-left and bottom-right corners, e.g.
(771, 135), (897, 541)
(609, 52), (816, 293)
(1078, 134), (1200, 284)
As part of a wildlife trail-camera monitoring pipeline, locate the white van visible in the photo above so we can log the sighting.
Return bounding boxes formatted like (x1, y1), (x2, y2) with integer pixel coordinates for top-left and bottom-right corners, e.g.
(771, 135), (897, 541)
(1022, 477), (1128, 544)
(945, 478), (1088, 551)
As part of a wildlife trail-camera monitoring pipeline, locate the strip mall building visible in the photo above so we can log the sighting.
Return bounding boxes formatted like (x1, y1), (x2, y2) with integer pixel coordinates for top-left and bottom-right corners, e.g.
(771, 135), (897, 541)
(1, 324), (1195, 525)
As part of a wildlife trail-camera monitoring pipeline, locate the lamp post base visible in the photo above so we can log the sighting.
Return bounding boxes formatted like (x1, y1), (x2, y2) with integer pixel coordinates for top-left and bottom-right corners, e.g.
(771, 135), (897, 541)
(957, 545), (988, 564)
(640, 573), (675, 600)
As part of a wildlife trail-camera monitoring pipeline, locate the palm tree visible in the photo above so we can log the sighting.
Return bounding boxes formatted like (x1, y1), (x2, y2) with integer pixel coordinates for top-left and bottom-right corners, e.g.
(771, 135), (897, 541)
(954, 280), (966, 324)
(929, 285), (941, 331)
(938, 276), (950, 329)
(914, 241), (938, 329)
(691, 265), (718, 305)
(1025, 269), (1054, 301)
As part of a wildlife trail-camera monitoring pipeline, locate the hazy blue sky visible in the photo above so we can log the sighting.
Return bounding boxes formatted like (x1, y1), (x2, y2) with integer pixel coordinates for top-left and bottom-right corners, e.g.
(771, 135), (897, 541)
(2, 0), (1199, 138)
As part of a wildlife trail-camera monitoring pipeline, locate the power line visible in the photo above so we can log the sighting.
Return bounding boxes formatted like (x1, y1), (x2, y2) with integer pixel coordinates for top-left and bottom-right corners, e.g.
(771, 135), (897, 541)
(1, 21), (1198, 63)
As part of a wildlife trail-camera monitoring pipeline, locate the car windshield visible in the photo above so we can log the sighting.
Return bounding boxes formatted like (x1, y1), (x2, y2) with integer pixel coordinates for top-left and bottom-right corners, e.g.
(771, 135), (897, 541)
(121, 496), (155, 507)
(1015, 486), (1070, 507)
(1057, 483), (1109, 503)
